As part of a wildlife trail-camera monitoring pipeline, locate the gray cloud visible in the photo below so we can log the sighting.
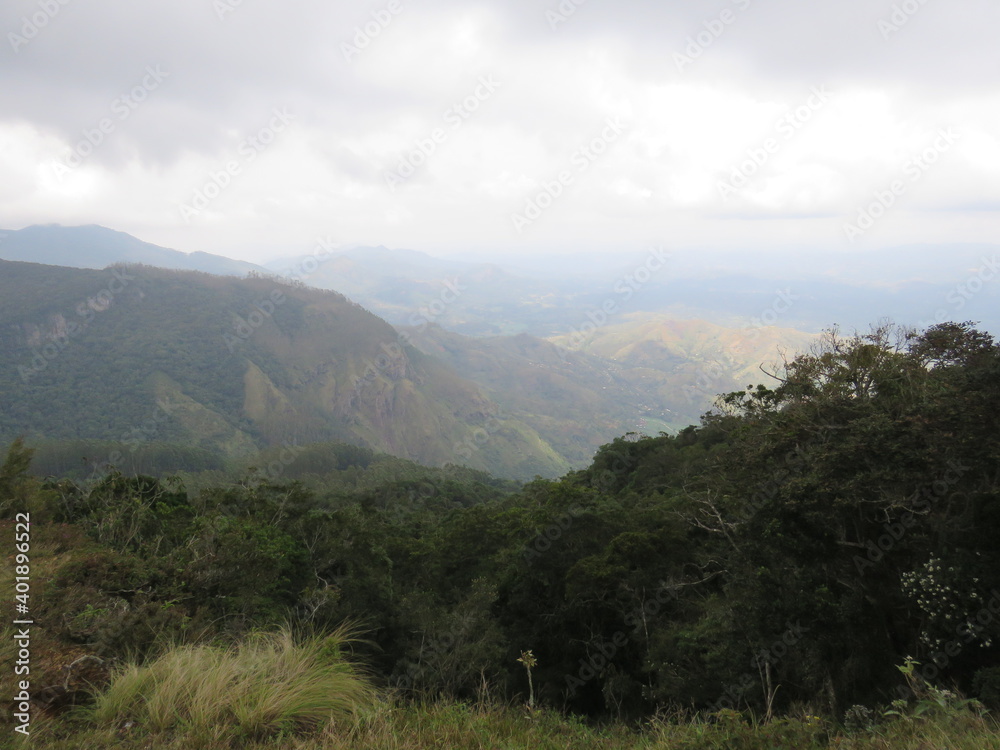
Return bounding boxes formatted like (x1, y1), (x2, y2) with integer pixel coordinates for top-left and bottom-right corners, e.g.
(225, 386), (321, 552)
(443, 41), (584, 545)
(0, 0), (997, 259)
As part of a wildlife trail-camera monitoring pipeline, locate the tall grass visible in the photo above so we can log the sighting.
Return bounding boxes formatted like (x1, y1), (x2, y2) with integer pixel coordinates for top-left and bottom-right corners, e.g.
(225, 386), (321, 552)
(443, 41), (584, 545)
(91, 626), (374, 739)
(23, 696), (1000, 749)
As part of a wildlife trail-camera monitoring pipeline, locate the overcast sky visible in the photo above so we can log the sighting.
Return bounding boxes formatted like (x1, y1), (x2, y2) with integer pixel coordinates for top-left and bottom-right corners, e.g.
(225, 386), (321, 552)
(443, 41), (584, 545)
(1, 0), (998, 263)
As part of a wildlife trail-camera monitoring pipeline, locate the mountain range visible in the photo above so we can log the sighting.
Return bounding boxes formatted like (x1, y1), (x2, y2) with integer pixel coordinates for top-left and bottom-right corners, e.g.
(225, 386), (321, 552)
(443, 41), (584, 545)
(0, 224), (265, 276)
(2, 223), (992, 478)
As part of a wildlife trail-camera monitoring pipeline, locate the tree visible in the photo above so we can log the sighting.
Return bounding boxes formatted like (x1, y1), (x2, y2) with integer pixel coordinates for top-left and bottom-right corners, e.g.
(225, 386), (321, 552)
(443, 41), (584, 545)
(699, 323), (1000, 710)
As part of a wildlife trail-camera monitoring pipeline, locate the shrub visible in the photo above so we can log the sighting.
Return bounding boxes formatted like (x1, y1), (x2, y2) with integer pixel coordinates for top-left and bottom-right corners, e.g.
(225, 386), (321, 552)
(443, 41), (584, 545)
(91, 626), (374, 739)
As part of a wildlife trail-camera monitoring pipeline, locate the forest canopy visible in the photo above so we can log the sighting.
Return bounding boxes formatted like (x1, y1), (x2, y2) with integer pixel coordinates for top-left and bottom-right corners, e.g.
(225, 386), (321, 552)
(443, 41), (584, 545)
(3, 321), (1000, 722)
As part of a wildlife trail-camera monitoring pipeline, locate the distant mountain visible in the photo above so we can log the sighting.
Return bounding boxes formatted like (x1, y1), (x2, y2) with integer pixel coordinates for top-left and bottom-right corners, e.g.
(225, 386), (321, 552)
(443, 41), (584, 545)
(272, 243), (1000, 338)
(403, 318), (819, 444)
(549, 314), (819, 423)
(0, 260), (569, 479)
(9, 226), (973, 477)
(0, 224), (267, 276)
(402, 326), (657, 464)
(268, 245), (544, 336)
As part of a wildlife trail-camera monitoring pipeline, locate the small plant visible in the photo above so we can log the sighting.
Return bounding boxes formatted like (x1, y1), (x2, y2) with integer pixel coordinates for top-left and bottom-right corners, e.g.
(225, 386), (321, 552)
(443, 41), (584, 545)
(843, 704), (875, 733)
(517, 650), (537, 709)
(884, 656), (987, 722)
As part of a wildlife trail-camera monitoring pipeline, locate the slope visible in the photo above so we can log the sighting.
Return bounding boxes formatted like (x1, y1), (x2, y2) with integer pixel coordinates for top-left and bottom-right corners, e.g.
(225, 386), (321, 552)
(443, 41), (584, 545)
(0, 260), (568, 479)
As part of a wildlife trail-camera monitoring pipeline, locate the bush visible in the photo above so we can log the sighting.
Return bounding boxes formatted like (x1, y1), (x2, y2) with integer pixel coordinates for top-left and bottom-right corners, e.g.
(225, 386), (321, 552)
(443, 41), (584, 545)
(91, 626), (375, 739)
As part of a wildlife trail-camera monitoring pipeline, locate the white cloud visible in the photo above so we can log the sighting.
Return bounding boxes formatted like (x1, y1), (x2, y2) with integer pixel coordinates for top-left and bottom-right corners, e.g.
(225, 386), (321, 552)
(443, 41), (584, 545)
(0, 0), (997, 260)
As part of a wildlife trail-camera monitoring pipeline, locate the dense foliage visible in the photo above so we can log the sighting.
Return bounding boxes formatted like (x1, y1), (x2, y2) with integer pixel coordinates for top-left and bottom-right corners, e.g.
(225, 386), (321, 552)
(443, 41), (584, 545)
(0, 260), (575, 480)
(3, 322), (1000, 733)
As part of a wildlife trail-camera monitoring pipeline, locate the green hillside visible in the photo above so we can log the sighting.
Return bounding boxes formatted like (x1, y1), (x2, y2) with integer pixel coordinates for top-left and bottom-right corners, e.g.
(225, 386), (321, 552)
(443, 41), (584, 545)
(0, 257), (827, 481)
(403, 326), (656, 464)
(402, 319), (819, 464)
(0, 260), (568, 479)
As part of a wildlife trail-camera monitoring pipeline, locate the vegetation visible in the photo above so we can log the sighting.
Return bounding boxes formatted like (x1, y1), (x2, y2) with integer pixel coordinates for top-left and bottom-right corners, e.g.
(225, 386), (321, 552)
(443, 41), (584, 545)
(90, 627), (374, 738)
(0, 258), (824, 480)
(0, 260), (569, 479)
(2, 321), (1000, 748)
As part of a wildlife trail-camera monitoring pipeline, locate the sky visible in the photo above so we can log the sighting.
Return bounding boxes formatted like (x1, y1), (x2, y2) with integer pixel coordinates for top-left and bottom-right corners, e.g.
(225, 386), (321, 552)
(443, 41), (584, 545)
(1, 0), (998, 264)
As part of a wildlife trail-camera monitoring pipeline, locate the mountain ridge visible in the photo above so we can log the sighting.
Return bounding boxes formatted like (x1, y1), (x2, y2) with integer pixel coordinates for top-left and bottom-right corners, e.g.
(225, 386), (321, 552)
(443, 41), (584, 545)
(0, 224), (268, 277)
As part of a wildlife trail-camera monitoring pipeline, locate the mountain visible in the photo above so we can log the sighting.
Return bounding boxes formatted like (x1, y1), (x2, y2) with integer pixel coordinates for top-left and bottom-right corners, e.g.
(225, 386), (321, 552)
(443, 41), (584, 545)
(548, 314), (819, 422)
(0, 259), (569, 479)
(268, 245), (551, 336)
(0, 224), (266, 276)
(402, 318), (819, 451)
(0, 255), (825, 479)
(401, 326), (655, 465)
(273, 243), (1000, 338)
(0, 227), (850, 477)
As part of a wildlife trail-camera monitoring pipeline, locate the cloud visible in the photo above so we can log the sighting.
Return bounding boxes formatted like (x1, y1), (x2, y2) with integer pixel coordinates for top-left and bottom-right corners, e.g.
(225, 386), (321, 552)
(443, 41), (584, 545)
(0, 0), (997, 260)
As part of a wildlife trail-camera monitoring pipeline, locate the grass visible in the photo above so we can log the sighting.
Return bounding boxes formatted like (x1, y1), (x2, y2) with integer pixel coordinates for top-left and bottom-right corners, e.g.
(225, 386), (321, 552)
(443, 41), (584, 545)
(17, 698), (1000, 750)
(85, 626), (375, 742)
(8, 620), (1000, 749)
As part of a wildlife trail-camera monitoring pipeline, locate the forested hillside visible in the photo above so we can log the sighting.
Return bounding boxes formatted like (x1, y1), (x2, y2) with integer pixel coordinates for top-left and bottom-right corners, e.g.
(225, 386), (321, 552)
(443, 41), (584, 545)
(3, 322), (999, 748)
(0, 259), (570, 479)
(0, 257), (826, 478)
